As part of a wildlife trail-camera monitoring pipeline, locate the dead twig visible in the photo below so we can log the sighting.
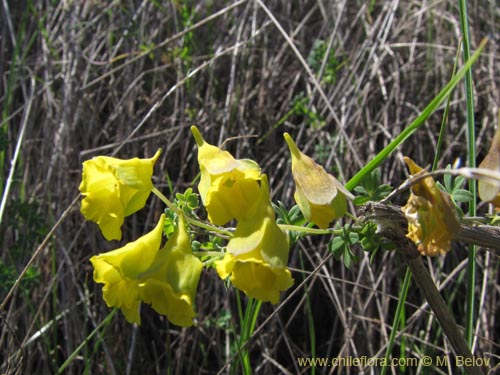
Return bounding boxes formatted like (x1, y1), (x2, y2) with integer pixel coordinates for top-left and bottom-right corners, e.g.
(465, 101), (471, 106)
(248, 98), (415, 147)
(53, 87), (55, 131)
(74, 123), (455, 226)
(363, 202), (500, 254)
(362, 201), (494, 375)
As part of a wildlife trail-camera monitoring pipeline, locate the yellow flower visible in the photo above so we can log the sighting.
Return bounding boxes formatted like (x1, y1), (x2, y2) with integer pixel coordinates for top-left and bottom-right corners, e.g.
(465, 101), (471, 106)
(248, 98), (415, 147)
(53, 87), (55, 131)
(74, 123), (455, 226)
(402, 157), (460, 256)
(215, 175), (293, 304)
(91, 214), (203, 327)
(478, 126), (500, 208)
(191, 125), (261, 226)
(139, 214), (202, 327)
(80, 150), (161, 241)
(283, 133), (353, 229)
(90, 214), (165, 324)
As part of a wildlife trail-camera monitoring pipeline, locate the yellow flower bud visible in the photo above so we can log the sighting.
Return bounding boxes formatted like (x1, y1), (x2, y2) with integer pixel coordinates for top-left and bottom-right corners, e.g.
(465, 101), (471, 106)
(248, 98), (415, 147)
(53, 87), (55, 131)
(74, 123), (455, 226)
(191, 126), (261, 225)
(90, 214), (166, 324)
(215, 175), (293, 304)
(79, 150), (161, 241)
(402, 157), (460, 256)
(283, 133), (353, 229)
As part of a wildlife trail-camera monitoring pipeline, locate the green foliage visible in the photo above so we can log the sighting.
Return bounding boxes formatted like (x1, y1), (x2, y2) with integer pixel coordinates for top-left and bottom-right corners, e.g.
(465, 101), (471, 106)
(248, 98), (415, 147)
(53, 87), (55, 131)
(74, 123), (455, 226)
(0, 260), (40, 298)
(307, 39), (344, 85)
(352, 168), (393, 205)
(274, 202), (306, 244)
(3, 188), (45, 244)
(192, 234), (225, 265)
(177, 3), (195, 65)
(163, 208), (178, 238)
(175, 187), (200, 212)
(1, 192), (44, 300)
(203, 310), (232, 330)
(435, 166), (473, 218)
(275, 202), (306, 226)
(163, 188), (200, 237)
(329, 225), (359, 268)
(358, 222), (396, 260)
(437, 166), (473, 205)
(290, 93), (325, 129)
(329, 220), (396, 268)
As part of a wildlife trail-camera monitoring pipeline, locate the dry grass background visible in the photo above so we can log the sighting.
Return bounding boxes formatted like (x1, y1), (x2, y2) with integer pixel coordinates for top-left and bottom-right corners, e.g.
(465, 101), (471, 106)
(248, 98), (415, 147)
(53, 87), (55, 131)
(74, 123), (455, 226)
(1, 0), (499, 374)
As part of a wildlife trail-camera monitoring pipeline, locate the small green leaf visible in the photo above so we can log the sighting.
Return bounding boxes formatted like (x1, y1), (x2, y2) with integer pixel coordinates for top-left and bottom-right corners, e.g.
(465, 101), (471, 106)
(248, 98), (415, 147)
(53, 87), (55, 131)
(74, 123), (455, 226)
(328, 225), (360, 268)
(329, 236), (345, 254)
(192, 240), (201, 251)
(354, 186), (368, 195)
(163, 208), (178, 238)
(453, 175), (466, 190)
(353, 196), (371, 206)
(352, 168), (393, 203)
(348, 231), (359, 244)
(451, 189), (473, 202)
(443, 171), (452, 191)
(343, 245), (359, 269)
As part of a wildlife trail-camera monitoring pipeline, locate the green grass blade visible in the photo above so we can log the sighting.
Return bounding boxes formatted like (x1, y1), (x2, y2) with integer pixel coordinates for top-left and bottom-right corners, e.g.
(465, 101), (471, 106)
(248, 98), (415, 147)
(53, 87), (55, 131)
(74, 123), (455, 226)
(458, 0), (477, 349)
(380, 267), (412, 375)
(56, 309), (117, 375)
(345, 37), (487, 191)
(235, 293), (254, 375)
(432, 42), (462, 171)
(299, 251), (316, 375)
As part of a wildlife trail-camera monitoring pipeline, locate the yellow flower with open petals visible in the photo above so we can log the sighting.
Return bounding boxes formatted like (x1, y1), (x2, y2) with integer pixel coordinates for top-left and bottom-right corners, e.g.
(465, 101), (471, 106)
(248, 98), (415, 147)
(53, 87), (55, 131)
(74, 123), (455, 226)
(80, 150), (161, 241)
(90, 214), (165, 324)
(402, 157), (460, 256)
(140, 214), (202, 327)
(216, 175), (293, 303)
(284, 133), (353, 229)
(191, 126), (261, 226)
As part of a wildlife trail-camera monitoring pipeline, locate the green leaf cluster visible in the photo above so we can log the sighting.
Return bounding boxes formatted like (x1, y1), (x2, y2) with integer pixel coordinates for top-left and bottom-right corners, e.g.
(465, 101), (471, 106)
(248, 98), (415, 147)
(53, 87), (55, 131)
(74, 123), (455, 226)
(163, 188), (200, 237)
(352, 169), (393, 205)
(175, 187), (200, 211)
(329, 225), (359, 269)
(290, 93), (325, 129)
(307, 39), (344, 85)
(274, 202), (306, 245)
(0, 260), (40, 298)
(328, 221), (397, 268)
(437, 166), (473, 204)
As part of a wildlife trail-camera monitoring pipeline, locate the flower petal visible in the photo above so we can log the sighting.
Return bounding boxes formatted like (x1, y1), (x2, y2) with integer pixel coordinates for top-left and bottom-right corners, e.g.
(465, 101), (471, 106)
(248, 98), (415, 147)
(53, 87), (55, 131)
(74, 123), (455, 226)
(139, 215), (202, 327)
(80, 158), (124, 240)
(90, 215), (165, 323)
(191, 126), (262, 225)
(217, 175), (293, 303)
(203, 171), (261, 225)
(191, 125), (240, 174)
(92, 214), (165, 277)
(140, 279), (197, 327)
(80, 150), (161, 240)
(226, 253), (293, 304)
